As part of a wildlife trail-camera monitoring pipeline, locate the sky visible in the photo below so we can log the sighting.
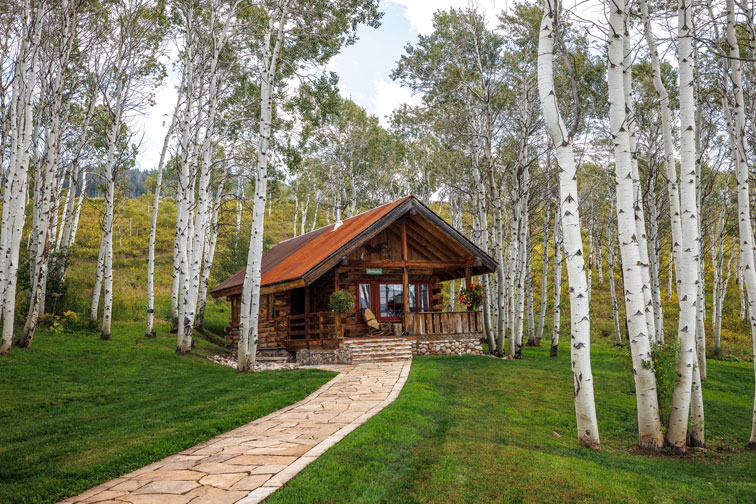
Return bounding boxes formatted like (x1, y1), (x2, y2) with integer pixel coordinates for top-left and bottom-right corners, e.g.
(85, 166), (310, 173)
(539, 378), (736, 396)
(134, 0), (607, 171)
(135, 1), (505, 171)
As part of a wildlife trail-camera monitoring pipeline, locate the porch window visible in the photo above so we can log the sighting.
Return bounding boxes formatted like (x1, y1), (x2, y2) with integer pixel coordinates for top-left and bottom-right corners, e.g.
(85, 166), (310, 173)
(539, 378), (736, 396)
(358, 283), (372, 318)
(414, 283), (430, 312)
(375, 282), (431, 319)
(379, 283), (404, 319)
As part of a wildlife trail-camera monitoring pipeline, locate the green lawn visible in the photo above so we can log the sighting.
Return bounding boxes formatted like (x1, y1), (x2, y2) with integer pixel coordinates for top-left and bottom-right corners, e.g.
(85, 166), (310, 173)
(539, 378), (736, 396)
(267, 343), (756, 504)
(0, 322), (336, 504)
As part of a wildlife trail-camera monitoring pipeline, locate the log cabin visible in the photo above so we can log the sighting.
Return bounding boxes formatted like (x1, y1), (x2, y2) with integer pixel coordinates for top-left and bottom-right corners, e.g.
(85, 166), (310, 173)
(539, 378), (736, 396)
(210, 195), (497, 364)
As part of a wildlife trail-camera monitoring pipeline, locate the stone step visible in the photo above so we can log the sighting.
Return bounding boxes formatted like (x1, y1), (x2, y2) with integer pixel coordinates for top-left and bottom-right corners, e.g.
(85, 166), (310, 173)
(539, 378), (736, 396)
(344, 338), (414, 364)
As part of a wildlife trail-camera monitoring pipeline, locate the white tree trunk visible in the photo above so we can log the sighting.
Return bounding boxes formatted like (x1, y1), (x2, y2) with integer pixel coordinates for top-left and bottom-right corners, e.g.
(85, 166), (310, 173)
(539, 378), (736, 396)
(608, 0), (664, 450)
(538, 0), (600, 448)
(551, 210), (562, 357)
(535, 198), (550, 345)
(606, 207), (623, 346)
(665, 0), (702, 453)
(0, 5), (41, 352)
(639, 0), (683, 299)
(146, 89), (181, 337)
(724, 0), (756, 448)
(239, 5), (287, 372)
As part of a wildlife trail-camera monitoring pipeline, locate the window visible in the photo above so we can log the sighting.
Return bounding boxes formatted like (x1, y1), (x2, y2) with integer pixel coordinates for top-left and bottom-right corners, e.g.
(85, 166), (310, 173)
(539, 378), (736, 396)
(414, 283), (430, 312)
(379, 283), (404, 319)
(358, 283), (372, 320)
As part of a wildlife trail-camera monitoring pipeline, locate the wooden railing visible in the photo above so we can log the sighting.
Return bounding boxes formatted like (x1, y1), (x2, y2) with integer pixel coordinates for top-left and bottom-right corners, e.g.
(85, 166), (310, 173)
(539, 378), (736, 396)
(404, 311), (483, 336)
(287, 311), (335, 341)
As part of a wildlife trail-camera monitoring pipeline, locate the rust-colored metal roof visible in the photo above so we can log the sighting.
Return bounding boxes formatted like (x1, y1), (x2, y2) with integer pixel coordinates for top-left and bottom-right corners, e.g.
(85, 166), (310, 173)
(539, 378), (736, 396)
(211, 196), (411, 296)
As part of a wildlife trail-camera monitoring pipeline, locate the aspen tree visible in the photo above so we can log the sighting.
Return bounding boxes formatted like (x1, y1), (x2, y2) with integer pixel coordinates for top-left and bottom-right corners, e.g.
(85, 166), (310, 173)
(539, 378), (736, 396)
(665, 0), (702, 453)
(537, 0), (600, 448)
(723, 0), (756, 448)
(0, 1), (43, 353)
(608, 0), (664, 449)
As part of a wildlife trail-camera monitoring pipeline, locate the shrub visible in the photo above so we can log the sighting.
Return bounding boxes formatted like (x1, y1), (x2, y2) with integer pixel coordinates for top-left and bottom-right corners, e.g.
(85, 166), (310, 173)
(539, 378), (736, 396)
(329, 290), (354, 314)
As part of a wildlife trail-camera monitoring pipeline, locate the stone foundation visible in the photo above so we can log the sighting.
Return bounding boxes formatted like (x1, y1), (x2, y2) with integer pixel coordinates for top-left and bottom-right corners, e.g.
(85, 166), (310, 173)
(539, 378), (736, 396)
(413, 334), (484, 356)
(296, 348), (347, 365)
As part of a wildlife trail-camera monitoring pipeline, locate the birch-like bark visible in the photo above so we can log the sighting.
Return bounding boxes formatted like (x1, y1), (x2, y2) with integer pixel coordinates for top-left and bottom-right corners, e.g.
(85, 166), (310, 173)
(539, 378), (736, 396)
(535, 197), (550, 346)
(665, 0), (701, 453)
(551, 188), (562, 357)
(89, 237), (106, 328)
(472, 159), (497, 353)
(239, 4), (287, 371)
(623, 32), (655, 340)
(0, 3), (42, 352)
(146, 87), (181, 337)
(647, 171), (664, 343)
(21, 0), (77, 345)
(639, 0), (683, 296)
(196, 177), (226, 330)
(538, 0), (600, 448)
(607, 204), (623, 345)
(724, 0), (756, 447)
(608, 0), (664, 450)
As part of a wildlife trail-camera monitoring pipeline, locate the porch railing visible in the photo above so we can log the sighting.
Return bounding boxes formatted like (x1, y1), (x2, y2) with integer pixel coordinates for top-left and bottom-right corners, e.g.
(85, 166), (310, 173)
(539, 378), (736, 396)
(404, 311), (482, 336)
(287, 311), (335, 342)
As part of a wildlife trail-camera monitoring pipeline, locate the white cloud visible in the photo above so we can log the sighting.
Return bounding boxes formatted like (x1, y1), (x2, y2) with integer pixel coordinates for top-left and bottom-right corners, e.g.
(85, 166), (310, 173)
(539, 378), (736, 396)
(371, 79), (422, 125)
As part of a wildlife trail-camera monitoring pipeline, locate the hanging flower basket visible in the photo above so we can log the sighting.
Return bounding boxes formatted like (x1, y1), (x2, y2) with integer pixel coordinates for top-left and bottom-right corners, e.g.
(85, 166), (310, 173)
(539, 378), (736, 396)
(329, 290), (354, 315)
(458, 282), (485, 311)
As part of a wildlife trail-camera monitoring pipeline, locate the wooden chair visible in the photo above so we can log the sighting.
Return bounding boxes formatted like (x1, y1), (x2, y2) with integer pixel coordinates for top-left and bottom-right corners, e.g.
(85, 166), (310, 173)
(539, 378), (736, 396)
(362, 308), (388, 336)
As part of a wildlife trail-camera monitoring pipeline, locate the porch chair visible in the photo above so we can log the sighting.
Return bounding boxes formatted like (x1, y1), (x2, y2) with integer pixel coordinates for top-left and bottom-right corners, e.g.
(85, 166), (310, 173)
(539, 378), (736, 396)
(362, 308), (389, 336)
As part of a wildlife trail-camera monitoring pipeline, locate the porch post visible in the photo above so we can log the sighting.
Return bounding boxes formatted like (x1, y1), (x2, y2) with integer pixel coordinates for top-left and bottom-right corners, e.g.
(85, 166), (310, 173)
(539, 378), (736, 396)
(334, 268), (341, 338)
(402, 218), (409, 332)
(304, 284), (310, 348)
(465, 267), (472, 289)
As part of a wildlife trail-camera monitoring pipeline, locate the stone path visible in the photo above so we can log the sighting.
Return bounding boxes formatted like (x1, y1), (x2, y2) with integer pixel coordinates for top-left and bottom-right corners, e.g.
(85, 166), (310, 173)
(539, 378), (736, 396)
(61, 360), (411, 504)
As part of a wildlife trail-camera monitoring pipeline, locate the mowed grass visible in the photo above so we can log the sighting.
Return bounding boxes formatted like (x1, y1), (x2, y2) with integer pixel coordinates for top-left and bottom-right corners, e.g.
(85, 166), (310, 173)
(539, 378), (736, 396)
(267, 342), (756, 504)
(0, 322), (336, 504)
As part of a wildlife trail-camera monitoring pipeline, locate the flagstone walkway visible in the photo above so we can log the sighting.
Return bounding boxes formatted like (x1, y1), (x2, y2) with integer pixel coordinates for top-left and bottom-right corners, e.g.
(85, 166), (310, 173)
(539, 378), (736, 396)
(60, 360), (411, 504)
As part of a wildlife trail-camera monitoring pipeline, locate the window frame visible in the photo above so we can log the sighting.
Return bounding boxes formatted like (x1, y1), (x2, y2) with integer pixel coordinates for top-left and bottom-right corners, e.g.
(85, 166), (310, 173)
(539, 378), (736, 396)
(359, 281), (431, 321)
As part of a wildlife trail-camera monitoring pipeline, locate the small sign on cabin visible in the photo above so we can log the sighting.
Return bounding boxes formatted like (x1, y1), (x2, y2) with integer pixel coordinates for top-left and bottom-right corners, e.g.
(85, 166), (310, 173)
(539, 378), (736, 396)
(365, 268), (383, 275)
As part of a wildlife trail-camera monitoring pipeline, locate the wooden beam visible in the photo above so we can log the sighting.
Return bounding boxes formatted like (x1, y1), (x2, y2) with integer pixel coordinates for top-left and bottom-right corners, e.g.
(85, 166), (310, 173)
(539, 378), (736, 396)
(401, 217), (408, 261)
(405, 218), (463, 259)
(260, 278), (307, 295)
(403, 266), (409, 330)
(334, 268), (341, 338)
(465, 267), (472, 287)
(385, 225), (446, 262)
(348, 259), (473, 269)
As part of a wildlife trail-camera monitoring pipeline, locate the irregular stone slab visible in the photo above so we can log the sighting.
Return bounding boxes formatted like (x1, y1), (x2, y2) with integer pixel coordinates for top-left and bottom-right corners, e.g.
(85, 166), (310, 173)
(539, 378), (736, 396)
(133, 480), (200, 494)
(61, 361), (411, 504)
(198, 473), (247, 489)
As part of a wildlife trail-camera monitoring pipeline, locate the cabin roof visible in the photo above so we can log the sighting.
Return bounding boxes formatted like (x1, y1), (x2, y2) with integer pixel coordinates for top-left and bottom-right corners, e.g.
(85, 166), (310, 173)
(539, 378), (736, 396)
(211, 195), (496, 298)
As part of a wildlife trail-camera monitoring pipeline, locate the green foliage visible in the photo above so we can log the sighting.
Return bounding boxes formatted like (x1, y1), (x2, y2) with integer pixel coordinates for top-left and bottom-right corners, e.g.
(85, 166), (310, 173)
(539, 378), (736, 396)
(212, 232), (250, 285)
(650, 340), (681, 423)
(0, 323), (335, 504)
(328, 289), (354, 314)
